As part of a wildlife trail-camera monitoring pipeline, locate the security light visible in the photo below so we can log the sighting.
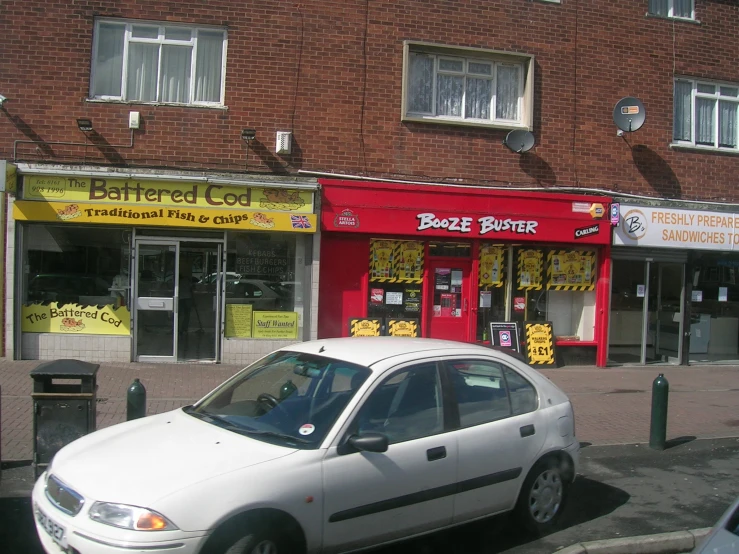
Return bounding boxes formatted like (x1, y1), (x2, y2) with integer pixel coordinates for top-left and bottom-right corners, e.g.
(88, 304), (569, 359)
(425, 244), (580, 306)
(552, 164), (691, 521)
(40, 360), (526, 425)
(76, 118), (94, 132)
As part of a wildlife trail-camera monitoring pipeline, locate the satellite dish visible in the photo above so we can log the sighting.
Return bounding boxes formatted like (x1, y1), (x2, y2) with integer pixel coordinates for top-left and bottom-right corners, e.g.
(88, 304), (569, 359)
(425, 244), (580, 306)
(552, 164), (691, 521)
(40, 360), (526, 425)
(503, 129), (535, 153)
(613, 97), (646, 133)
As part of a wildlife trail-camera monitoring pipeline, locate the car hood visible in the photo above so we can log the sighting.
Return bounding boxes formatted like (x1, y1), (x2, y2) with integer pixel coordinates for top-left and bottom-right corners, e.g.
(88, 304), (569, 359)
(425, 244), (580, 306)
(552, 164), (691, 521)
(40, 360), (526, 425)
(50, 409), (297, 506)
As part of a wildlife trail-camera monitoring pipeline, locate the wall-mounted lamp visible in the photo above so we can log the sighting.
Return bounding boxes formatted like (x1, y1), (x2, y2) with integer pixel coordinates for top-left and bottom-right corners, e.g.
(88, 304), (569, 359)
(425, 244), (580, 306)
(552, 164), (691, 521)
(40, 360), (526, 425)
(0, 95), (7, 107)
(76, 118), (94, 133)
(241, 128), (257, 142)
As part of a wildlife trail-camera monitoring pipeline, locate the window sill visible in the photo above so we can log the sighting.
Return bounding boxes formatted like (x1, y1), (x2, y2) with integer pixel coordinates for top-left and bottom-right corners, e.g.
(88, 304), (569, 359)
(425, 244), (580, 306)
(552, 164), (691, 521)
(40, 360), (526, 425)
(645, 13), (700, 25)
(85, 98), (228, 110)
(669, 143), (739, 156)
(555, 340), (596, 347)
(402, 115), (531, 132)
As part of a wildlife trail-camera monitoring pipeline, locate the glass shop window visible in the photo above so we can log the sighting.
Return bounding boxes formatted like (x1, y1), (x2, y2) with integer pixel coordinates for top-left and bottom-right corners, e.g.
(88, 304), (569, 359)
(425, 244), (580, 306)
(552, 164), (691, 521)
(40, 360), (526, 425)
(367, 239), (425, 335)
(225, 232), (304, 312)
(477, 244), (507, 342)
(510, 246), (597, 342)
(22, 224), (132, 309)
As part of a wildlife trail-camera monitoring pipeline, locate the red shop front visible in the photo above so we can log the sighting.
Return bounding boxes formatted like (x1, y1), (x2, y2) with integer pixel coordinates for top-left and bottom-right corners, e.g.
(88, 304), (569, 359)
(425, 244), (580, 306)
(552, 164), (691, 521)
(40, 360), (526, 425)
(318, 179), (613, 367)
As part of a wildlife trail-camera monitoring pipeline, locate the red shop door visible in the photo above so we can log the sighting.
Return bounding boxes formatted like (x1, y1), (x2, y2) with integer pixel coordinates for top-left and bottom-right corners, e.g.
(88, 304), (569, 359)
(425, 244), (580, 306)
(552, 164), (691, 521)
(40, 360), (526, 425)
(427, 260), (472, 342)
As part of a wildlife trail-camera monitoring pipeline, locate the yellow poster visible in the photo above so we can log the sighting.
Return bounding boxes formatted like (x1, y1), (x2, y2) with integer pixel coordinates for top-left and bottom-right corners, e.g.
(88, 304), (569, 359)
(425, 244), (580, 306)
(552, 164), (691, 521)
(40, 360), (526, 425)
(387, 319), (419, 337)
(14, 201), (316, 233)
(395, 241), (424, 281)
(349, 318), (382, 337)
(225, 304), (253, 338)
(252, 311), (299, 339)
(479, 245), (505, 287)
(525, 322), (555, 365)
(518, 249), (543, 290)
(549, 250), (595, 289)
(21, 302), (130, 335)
(370, 240), (395, 280)
(23, 175), (314, 213)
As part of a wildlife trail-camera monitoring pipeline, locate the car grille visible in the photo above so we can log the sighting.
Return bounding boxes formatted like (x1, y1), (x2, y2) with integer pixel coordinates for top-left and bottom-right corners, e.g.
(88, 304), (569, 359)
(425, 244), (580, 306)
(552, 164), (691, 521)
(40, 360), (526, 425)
(46, 474), (84, 516)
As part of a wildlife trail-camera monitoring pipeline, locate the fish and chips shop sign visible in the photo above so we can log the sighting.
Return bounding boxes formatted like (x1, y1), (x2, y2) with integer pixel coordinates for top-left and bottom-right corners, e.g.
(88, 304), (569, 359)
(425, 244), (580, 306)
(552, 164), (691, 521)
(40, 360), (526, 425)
(15, 175), (317, 232)
(614, 205), (739, 251)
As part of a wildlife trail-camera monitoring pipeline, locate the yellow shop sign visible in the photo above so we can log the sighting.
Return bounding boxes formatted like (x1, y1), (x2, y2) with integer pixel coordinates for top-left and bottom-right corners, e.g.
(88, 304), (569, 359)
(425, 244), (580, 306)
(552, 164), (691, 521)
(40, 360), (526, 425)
(23, 175), (314, 213)
(13, 201), (316, 233)
(22, 303), (131, 335)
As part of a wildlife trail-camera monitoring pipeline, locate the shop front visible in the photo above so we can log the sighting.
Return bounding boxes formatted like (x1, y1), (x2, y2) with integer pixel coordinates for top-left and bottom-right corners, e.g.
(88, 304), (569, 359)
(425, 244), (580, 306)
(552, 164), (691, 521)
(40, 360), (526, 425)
(10, 170), (318, 364)
(318, 179), (613, 367)
(612, 202), (739, 365)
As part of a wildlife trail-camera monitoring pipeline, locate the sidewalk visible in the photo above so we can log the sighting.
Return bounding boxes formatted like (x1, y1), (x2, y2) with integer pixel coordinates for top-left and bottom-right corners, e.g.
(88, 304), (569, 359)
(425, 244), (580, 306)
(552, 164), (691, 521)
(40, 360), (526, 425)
(1, 358), (738, 462)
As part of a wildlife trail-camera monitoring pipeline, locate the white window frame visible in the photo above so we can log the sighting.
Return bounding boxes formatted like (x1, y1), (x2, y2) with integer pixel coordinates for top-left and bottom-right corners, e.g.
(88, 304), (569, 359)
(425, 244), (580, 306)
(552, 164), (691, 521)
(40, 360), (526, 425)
(90, 18), (227, 107)
(673, 77), (739, 152)
(402, 41), (534, 130)
(648, 0), (695, 21)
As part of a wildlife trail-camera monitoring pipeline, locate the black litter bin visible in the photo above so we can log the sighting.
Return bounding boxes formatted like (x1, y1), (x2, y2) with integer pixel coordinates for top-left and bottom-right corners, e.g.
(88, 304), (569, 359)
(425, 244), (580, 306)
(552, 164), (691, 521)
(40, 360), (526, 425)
(30, 359), (99, 478)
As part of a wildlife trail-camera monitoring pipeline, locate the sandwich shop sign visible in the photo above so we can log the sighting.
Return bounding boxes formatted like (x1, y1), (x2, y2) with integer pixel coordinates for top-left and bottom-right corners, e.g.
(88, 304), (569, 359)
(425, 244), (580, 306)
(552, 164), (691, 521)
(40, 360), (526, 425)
(614, 205), (739, 251)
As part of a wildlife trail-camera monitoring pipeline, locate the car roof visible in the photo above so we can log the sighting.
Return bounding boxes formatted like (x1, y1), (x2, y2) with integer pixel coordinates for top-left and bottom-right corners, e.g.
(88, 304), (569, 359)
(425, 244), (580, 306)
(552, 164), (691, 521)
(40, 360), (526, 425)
(280, 337), (507, 369)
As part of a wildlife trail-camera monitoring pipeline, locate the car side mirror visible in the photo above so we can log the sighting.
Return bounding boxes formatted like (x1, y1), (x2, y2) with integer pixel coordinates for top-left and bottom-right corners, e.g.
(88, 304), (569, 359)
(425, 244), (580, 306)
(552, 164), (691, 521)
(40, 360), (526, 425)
(346, 432), (389, 454)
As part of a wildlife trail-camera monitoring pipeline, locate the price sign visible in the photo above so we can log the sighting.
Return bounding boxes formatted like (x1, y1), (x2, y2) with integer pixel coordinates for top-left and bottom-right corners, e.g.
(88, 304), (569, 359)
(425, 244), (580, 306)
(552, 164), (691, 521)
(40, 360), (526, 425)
(524, 321), (556, 366)
(387, 318), (419, 337)
(349, 317), (382, 337)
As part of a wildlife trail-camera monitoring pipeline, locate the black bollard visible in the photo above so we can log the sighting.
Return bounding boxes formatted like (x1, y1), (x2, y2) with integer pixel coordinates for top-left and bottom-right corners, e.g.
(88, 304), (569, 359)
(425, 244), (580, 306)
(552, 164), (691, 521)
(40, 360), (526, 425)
(649, 373), (669, 450)
(127, 378), (147, 421)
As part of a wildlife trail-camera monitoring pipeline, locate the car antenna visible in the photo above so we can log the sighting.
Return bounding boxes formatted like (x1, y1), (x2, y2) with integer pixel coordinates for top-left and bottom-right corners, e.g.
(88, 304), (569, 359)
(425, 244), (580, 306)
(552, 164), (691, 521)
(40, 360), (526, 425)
(319, 345), (325, 353)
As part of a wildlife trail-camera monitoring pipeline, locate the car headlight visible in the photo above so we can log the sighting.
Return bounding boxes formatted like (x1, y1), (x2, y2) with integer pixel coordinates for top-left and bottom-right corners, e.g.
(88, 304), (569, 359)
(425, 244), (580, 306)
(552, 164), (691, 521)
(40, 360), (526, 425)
(89, 502), (178, 531)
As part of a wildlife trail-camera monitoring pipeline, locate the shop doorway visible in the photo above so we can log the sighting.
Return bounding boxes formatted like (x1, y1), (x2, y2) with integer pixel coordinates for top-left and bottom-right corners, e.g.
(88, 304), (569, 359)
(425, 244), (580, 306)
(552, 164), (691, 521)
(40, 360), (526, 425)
(134, 238), (224, 363)
(426, 260), (472, 342)
(608, 260), (684, 365)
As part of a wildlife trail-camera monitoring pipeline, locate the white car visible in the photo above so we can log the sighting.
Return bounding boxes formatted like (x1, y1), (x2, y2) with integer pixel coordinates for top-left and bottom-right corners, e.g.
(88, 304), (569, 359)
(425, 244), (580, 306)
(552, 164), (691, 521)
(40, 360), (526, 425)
(691, 495), (739, 554)
(32, 337), (579, 554)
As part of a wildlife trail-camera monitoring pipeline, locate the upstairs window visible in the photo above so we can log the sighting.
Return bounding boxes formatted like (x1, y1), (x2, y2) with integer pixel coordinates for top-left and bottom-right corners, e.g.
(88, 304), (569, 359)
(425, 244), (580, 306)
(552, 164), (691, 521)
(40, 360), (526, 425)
(674, 79), (739, 151)
(403, 42), (534, 129)
(91, 19), (227, 106)
(648, 0), (694, 20)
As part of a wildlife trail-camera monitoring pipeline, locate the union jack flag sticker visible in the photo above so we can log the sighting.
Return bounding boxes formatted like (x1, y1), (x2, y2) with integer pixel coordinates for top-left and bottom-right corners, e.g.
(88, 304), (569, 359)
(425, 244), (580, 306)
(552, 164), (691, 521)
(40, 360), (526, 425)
(290, 215), (312, 229)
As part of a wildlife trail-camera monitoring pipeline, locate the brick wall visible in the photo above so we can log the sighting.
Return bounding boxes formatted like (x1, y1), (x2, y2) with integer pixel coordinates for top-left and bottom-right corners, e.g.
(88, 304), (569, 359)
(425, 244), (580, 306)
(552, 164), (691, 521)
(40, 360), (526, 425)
(1, 0), (737, 201)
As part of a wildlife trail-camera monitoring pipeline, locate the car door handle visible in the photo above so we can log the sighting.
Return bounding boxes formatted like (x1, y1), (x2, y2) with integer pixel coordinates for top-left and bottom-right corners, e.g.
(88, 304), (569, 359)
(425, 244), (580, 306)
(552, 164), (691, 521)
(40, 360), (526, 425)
(520, 424), (535, 438)
(426, 446), (446, 461)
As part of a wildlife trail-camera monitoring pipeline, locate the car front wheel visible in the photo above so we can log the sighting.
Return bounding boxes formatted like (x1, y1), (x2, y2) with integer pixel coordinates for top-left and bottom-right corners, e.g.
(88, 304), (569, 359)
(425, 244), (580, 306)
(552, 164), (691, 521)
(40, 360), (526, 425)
(216, 525), (285, 554)
(514, 457), (568, 535)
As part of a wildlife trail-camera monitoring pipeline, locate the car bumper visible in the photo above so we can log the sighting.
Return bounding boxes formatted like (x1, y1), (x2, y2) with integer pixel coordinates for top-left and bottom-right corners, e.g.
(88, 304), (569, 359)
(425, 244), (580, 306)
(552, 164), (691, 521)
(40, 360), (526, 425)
(564, 439), (581, 480)
(32, 473), (208, 554)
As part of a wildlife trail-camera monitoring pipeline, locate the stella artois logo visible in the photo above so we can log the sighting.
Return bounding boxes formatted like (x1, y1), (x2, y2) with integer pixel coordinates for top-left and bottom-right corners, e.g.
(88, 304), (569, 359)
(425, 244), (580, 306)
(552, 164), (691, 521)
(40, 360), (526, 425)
(334, 209), (360, 229)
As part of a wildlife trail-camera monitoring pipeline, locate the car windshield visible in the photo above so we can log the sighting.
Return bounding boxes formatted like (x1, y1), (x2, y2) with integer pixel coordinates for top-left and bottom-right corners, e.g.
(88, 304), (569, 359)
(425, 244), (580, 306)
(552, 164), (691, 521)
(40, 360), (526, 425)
(185, 351), (371, 449)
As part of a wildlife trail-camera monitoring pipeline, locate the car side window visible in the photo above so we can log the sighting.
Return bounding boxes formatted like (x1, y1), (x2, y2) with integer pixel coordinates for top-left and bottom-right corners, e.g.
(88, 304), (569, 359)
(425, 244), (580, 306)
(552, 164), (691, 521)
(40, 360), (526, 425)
(503, 366), (538, 415)
(354, 363), (443, 445)
(447, 360), (512, 427)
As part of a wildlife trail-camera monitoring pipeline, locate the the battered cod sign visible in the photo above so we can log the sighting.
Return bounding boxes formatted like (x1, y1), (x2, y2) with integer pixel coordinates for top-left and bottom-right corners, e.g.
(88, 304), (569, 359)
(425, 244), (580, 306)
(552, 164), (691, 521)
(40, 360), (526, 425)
(524, 321), (556, 366)
(349, 318), (382, 337)
(22, 303), (131, 335)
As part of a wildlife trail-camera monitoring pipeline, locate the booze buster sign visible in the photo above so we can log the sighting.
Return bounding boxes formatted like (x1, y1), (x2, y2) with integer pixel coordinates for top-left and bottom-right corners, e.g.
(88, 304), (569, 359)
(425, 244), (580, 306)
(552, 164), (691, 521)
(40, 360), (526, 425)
(416, 213), (538, 236)
(321, 179), (612, 245)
